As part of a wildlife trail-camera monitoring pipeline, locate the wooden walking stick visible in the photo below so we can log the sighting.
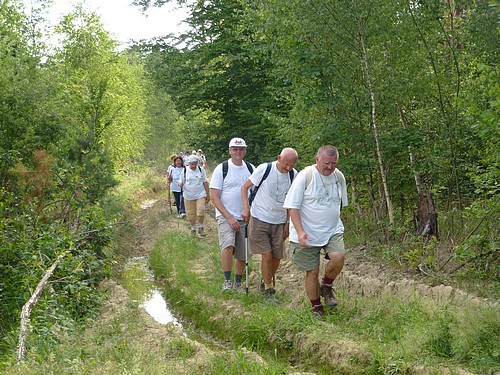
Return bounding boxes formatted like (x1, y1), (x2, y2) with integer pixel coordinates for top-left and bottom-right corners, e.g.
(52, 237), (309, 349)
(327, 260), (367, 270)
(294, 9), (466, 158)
(167, 181), (173, 214)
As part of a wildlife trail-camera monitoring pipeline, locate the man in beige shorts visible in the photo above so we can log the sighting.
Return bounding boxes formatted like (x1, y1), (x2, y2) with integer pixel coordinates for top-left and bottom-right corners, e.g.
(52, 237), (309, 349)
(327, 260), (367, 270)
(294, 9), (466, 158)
(283, 145), (348, 316)
(210, 138), (254, 292)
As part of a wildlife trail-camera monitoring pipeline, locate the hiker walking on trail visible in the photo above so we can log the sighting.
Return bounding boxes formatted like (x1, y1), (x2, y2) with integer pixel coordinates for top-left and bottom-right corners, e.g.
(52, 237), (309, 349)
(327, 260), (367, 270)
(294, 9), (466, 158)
(179, 155), (210, 237)
(283, 145), (348, 316)
(240, 148), (298, 298)
(168, 156), (186, 218)
(197, 149), (206, 169)
(209, 138), (254, 292)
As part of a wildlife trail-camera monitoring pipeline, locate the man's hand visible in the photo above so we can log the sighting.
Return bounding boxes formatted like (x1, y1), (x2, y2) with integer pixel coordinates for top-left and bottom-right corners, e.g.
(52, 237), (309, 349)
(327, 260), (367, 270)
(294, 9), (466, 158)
(241, 207), (250, 224)
(227, 215), (241, 232)
(283, 222), (290, 240)
(297, 231), (311, 248)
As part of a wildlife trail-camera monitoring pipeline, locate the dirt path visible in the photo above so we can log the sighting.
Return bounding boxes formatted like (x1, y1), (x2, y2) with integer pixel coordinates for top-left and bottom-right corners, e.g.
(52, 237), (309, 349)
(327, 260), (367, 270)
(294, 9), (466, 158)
(97, 183), (494, 374)
(116, 182), (493, 317)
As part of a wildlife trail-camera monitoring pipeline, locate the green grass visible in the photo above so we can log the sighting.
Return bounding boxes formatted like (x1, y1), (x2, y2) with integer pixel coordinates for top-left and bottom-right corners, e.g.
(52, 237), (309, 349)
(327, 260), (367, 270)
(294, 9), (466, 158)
(150, 231), (500, 374)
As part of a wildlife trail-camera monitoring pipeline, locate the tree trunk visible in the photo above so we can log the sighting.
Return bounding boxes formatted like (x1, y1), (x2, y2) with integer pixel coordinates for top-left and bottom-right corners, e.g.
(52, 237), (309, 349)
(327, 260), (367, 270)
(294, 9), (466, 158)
(357, 15), (394, 225)
(414, 190), (439, 239)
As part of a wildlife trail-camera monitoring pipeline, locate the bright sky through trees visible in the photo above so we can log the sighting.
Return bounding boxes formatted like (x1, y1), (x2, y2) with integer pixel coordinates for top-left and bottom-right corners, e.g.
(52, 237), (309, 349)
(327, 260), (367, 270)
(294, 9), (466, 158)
(46, 0), (189, 48)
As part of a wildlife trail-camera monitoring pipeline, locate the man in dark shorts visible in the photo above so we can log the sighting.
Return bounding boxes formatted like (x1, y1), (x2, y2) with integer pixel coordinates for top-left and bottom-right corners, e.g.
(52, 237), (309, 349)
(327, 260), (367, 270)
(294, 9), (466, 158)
(241, 148), (298, 298)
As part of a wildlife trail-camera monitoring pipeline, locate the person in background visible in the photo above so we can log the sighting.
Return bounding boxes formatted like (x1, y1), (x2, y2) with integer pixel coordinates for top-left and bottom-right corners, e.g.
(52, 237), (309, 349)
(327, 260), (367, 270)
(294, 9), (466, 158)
(168, 156), (186, 218)
(241, 148), (298, 299)
(167, 154), (177, 208)
(179, 155), (210, 237)
(210, 138), (254, 292)
(197, 149), (206, 169)
(283, 145), (348, 316)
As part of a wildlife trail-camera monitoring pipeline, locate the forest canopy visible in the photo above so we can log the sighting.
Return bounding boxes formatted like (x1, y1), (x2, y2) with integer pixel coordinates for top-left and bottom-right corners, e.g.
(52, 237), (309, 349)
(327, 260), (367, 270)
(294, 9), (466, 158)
(0, 0), (498, 364)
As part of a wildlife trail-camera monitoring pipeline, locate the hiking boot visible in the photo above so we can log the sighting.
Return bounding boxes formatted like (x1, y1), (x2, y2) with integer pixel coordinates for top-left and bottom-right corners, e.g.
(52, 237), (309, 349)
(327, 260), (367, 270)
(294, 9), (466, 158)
(191, 229), (197, 237)
(311, 304), (325, 317)
(198, 227), (206, 237)
(263, 287), (277, 301)
(222, 280), (232, 292)
(259, 281), (265, 294)
(233, 281), (244, 293)
(320, 284), (338, 308)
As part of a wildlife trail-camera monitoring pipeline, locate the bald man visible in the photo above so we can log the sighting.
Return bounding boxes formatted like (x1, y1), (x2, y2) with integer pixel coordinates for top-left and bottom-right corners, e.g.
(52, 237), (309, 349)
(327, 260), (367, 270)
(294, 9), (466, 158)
(241, 148), (298, 298)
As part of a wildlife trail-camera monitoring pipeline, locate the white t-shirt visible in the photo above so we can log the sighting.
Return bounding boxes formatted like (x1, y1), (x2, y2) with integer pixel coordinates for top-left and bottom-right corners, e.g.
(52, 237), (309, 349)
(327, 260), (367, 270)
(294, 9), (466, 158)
(180, 167), (208, 200)
(209, 159), (254, 220)
(169, 167), (184, 193)
(283, 166), (348, 246)
(250, 161), (297, 224)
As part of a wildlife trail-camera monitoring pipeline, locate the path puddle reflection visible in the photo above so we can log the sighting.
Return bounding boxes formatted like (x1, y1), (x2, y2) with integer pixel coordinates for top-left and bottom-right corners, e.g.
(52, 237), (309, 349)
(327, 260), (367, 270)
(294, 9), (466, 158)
(122, 257), (182, 329)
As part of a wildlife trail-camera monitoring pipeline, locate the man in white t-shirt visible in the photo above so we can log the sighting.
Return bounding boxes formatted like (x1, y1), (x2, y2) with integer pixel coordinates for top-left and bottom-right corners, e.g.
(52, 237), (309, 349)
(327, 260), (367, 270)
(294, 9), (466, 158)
(283, 145), (348, 316)
(179, 155), (210, 237)
(240, 148), (298, 299)
(209, 138), (254, 292)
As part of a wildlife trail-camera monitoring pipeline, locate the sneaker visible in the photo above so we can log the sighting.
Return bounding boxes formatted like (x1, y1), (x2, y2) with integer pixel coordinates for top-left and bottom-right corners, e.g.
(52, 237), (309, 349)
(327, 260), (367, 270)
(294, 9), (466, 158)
(312, 304), (325, 317)
(259, 281), (265, 294)
(222, 280), (232, 292)
(233, 281), (244, 293)
(198, 227), (206, 237)
(320, 284), (338, 308)
(180, 213), (186, 218)
(191, 229), (197, 237)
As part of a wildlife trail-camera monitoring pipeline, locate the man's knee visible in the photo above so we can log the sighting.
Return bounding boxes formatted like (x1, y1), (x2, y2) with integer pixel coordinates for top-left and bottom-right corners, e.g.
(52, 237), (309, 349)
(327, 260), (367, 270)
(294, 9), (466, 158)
(261, 252), (272, 260)
(328, 251), (344, 260)
(306, 269), (320, 278)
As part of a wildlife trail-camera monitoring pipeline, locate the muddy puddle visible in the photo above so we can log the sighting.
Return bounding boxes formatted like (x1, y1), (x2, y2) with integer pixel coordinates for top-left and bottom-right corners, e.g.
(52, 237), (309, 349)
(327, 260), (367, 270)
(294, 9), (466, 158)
(121, 256), (228, 351)
(122, 256), (183, 329)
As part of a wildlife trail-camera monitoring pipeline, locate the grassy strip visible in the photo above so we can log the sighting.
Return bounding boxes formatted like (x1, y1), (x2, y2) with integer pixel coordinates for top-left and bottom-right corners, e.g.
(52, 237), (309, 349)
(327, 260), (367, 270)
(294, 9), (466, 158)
(151, 231), (500, 374)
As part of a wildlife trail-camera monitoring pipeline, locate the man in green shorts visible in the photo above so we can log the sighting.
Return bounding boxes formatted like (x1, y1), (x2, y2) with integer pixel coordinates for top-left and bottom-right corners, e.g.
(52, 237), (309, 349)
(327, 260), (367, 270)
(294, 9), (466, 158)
(283, 145), (348, 316)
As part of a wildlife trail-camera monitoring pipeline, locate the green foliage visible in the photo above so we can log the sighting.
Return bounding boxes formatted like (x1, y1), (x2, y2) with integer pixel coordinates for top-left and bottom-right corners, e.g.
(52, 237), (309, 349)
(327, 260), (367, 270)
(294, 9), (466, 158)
(135, 1), (292, 163)
(135, 0), (499, 276)
(0, 2), (147, 361)
(53, 8), (150, 172)
(0, 184), (113, 358)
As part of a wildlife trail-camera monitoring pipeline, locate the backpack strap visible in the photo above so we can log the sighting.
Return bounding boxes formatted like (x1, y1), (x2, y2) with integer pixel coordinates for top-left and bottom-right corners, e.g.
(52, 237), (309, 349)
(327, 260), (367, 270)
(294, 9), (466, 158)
(244, 161), (254, 174)
(222, 160), (253, 180)
(184, 165), (203, 178)
(222, 160), (228, 179)
(260, 162), (272, 186)
(305, 166), (314, 189)
(255, 162), (272, 192)
(248, 162), (271, 206)
(289, 169), (295, 183)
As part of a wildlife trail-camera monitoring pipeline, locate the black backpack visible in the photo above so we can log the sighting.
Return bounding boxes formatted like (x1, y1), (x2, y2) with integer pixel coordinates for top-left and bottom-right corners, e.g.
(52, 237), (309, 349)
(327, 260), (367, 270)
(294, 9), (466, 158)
(248, 162), (295, 206)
